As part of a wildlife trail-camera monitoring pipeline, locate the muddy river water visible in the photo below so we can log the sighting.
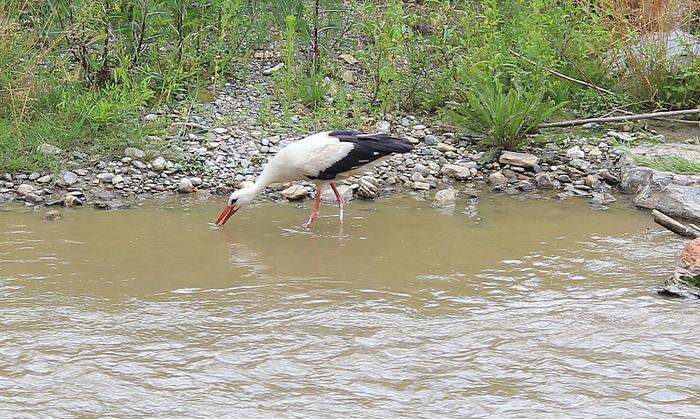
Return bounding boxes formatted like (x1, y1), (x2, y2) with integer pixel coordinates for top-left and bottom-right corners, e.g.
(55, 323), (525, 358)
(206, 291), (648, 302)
(1, 194), (698, 416)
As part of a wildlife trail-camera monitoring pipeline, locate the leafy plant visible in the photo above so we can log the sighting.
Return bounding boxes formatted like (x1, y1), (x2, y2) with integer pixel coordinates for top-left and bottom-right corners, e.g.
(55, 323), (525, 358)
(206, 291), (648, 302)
(445, 78), (564, 151)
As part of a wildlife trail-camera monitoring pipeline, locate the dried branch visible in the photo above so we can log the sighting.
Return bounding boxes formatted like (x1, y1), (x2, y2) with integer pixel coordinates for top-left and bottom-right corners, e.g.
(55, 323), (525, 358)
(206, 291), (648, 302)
(540, 108), (700, 128)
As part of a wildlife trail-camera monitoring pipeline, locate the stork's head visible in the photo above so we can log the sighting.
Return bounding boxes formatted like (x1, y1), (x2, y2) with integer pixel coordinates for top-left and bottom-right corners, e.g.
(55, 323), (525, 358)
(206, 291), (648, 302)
(214, 186), (258, 226)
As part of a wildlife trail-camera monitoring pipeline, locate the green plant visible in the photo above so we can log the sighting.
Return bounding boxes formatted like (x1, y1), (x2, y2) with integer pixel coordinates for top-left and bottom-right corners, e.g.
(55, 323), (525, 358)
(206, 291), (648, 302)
(632, 155), (700, 175)
(445, 78), (564, 151)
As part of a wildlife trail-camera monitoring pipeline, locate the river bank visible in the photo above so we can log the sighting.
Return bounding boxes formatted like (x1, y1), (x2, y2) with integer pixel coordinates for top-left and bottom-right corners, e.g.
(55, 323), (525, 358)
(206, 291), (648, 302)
(1, 62), (698, 222)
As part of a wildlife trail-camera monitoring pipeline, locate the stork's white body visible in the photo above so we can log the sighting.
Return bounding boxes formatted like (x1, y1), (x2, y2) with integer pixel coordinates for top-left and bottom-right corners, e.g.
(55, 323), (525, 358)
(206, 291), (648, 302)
(214, 130), (413, 228)
(259, 132), (388, 184)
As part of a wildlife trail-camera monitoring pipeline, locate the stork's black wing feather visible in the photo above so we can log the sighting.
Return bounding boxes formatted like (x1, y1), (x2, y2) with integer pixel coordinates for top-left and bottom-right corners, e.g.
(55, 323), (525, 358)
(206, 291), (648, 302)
(309, 131), (414, 180)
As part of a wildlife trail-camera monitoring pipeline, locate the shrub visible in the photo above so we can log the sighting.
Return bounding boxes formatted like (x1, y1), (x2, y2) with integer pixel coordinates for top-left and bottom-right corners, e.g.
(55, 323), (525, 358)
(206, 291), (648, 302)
(445, 78), (564, 151)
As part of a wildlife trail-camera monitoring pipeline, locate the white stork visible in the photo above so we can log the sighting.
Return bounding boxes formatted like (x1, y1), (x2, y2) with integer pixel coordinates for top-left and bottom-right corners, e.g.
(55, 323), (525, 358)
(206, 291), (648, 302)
(214, 130), (414, 227)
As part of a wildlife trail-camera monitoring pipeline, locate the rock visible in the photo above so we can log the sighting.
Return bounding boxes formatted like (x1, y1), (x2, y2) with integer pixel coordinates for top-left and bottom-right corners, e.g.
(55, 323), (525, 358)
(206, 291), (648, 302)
(499, 151), (539, 169)
(16, 184), (35, 196)
(432, 188), (457, 207)
(62, 171), (79, 185)
(143, 113), (158, 122)
(341, 70), (354, 84)
(570, 158), (590, 171)
(321, 185), (353, 203)
(412, 164), (430, 177)
(94, 200), (130, 210)
(43, 210), (62, 221)
(178, 178), (195, 193)
(423, 135), (438, 146)
(440, 164), (471, 180)
(585, 174), (602, 189)
(97, 173), (115, 183)
(111, 174), (124, 185)
(635, 182), (700, 223)
(411, 172), (425, 182)
(534, 173), (561, 189)
(37, 174), (52, 184)
(94, 190), (116, 201)
(356, 176), (380, 199)
(281, 185), (308, 201)
(37, 143), (62, 156)
(588, 147), (603, 158)
(339, 53), (357, 65)
(488, 172), (508, 186)
(377, 121), (391, 134)
(64, 194), (82, 207)
(518, 180), (534, 192)
(124, 147), (146, 159)
(600, 170), (620, 186)
(24, 193), (44, 204)
(411, 181), (431, 190)
(437, 143), (457, 152)
(681, 238), (700, 270)
(620, 166), (654, 193)
(263, 62), (285, 75)
(566, 145), (585, 159)
(151, 156), (167, 172)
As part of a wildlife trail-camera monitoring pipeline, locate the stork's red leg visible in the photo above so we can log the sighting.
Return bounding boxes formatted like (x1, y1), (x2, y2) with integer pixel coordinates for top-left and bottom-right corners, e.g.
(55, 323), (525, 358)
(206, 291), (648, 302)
(304, 187), (322, 228)
(330, 182), (345, 224)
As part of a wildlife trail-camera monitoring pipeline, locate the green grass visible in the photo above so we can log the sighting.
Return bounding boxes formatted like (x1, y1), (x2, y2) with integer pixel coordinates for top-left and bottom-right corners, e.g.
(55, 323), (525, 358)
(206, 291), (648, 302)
(0, 81), (166, 173)
(444, 78), (564, 151)
(632, 155), (700, 175)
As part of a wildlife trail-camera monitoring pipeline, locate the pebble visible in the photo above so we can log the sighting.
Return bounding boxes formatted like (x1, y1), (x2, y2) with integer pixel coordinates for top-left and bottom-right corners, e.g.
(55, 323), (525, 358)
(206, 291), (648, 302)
(432, 188), (457, 207)
(566, 146), (585, 159)
(151, 157), (167, 172)
(16, 184), (35, 196)
(124, 147), (146, 159)
(178, 178), (195, 193)
(37, 175), (52, 183)
(499, 151), (539, 169)
(62, 171), (79, 185)
(281, 185), (308, 200)
(441, 164), (471, 180)
(97, 173), (115, 183)
(411, 181), (431, 190)
(488, 172), (508, 186)
(43, 210), (62, 221)
(37, 143), (62, 156)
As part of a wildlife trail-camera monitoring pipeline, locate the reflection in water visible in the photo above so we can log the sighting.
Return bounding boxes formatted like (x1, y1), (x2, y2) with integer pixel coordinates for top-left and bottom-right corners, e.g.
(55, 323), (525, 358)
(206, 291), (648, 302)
(1, 195), (699, 416)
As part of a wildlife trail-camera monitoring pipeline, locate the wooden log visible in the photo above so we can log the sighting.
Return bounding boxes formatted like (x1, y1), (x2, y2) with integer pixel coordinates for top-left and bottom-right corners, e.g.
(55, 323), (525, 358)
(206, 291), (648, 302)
(652, 210), (700, 239)
(539, 108), (700, 129)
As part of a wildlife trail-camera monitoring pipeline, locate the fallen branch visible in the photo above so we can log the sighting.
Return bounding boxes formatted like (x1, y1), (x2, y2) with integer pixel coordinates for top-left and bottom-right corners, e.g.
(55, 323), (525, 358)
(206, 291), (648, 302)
(614, 108), (700, 126)
(509, 49), (615, 95)
(540, 108), (700, 128)
(653, 210), (700, 239)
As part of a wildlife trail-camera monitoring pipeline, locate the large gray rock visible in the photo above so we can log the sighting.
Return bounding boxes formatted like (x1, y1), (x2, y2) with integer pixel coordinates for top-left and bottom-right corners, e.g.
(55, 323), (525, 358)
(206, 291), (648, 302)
(633, 175), (700, 223)
(499, 151), (539, 169)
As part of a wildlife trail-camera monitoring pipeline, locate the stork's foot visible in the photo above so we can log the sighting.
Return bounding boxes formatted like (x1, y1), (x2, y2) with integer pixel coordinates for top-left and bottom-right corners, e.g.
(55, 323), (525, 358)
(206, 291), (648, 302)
(303, 210), (320, 228)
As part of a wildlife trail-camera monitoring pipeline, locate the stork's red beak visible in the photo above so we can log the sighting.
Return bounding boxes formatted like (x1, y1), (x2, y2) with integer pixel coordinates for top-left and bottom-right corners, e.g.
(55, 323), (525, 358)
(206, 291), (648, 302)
(215, 204), (239, 226)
